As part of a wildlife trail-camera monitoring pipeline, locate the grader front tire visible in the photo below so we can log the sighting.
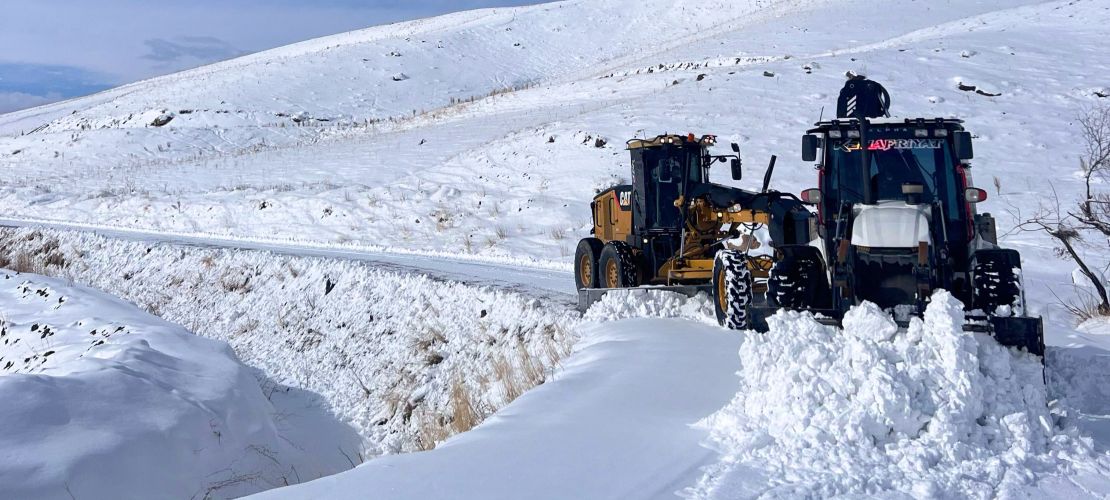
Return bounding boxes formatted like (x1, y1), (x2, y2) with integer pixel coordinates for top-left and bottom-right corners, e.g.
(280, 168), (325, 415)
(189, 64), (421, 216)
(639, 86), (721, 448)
(713, 250), (754, 330)
(598, 241), (639, 289)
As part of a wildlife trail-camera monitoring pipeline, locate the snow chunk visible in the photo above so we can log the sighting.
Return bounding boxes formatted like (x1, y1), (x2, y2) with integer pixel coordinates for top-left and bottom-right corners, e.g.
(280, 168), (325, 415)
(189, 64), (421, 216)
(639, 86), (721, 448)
(691, 291), (1103, 499)
(584, 288), (714, 324)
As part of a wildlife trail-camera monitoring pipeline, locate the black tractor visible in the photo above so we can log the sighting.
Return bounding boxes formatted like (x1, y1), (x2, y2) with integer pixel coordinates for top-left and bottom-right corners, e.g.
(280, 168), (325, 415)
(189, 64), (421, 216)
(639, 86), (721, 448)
(713, 78), (1044, 356)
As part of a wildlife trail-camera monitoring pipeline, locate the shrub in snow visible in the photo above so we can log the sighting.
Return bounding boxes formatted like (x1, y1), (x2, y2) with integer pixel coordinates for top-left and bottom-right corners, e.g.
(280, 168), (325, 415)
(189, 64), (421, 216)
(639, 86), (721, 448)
(693, 291), (1105, 499)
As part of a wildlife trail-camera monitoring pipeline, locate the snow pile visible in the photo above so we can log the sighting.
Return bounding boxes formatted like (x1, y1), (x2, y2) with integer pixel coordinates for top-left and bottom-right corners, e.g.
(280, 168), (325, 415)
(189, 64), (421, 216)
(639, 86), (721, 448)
(584, 288), (714, 323)
(0, 272), (340, 499)
(693, 291), (1102, 499)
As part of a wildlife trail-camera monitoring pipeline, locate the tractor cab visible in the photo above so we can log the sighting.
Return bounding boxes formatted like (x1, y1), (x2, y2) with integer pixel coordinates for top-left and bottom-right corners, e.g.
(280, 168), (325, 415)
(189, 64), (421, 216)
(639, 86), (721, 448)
(802, 119), (980, 309)
(779, 78), (1043, 357)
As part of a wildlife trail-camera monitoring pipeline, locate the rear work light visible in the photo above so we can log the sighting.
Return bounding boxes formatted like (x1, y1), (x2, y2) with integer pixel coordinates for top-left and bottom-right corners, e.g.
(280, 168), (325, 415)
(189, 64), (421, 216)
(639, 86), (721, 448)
(965, 188), (988, 203)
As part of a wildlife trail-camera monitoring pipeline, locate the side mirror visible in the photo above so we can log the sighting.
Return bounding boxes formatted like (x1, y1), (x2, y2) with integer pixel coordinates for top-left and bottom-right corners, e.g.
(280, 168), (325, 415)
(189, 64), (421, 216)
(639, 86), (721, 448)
(965, 187), (987, 204)
(802, 135), (819, 162)
(731, 142), (740, 153)
(730, 158), (743, 181)
(800, 188), (822, 205)
(954, 131), (974, 160)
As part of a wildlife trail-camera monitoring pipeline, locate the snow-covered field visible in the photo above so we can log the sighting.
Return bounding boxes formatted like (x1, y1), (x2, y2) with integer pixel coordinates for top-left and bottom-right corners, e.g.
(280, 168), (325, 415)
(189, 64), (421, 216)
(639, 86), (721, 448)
(2, 0), (1110, 498)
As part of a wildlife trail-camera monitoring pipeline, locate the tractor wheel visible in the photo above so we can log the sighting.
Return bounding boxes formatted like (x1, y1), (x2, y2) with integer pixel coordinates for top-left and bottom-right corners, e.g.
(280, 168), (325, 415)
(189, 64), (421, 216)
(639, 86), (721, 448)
(768, 246), (830, 310)
(713, 250), (754, 330)
(574, 238), (605, 289)
(598, 241), (639, 288)
(972, 250), (1024, 316)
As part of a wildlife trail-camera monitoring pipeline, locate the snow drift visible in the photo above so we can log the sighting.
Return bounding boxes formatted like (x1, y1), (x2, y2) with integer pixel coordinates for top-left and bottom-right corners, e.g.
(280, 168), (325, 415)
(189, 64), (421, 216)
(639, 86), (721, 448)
(0, 272), (342, 499)
(691, 291), (1106, 499)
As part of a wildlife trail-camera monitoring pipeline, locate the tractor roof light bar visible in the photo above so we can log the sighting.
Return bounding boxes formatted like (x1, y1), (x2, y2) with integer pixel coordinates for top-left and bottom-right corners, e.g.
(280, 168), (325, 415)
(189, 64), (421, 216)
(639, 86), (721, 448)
(626, 133), (718, 150)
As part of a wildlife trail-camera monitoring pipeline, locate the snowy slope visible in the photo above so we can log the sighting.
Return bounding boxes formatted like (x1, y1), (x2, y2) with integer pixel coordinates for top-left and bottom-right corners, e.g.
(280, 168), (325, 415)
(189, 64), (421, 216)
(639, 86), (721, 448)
(0, 272), (359, 499)
(0, 0), (787, 180)
(0, 226), (578, 456)
(3, 0), (1106, 275)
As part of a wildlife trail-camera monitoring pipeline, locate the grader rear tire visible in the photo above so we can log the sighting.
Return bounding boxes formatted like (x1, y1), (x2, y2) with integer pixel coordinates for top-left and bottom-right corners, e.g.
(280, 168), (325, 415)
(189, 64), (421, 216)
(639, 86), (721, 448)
(574, 238), (605, 289)
(713, 250), (754, 330)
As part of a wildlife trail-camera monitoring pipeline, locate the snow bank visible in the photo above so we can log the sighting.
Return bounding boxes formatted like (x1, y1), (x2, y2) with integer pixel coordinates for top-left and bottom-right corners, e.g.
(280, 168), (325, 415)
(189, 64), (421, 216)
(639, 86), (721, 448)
(692, 291), (1104, 499)
(0, 227), (578, 457)
(0, 272), (324, 499)
(583, 288), (715, 324)
(247, 317), (746, 500)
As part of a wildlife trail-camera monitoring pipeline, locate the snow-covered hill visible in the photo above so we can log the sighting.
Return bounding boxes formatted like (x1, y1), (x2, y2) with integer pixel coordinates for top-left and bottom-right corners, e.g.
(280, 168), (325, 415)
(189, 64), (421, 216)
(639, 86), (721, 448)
(3, 0), (1106, 273)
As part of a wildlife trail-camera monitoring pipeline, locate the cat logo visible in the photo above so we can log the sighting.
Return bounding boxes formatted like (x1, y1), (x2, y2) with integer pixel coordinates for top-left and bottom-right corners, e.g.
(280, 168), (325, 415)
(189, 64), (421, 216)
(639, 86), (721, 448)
(618, 190), (632, 208)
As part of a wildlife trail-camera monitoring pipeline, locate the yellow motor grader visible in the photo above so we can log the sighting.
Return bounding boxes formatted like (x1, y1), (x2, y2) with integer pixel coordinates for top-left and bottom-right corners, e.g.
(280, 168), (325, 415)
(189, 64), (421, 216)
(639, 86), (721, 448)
(574, 133), (816, 328)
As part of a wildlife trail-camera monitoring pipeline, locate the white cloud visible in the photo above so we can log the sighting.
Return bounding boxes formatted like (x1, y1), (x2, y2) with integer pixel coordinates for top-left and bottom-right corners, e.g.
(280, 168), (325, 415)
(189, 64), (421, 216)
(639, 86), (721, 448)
(0, 91), (62, 114)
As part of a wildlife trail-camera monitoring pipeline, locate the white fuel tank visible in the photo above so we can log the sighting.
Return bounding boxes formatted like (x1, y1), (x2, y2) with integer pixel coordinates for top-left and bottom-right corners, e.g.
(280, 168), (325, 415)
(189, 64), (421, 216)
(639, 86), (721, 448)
(850, 201), (931, 248)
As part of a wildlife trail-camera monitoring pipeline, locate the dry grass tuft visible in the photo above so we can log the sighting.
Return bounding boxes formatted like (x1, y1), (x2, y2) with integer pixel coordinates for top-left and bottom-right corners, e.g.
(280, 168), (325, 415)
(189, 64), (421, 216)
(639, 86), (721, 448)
(492, 355), (523, 403)
(219, 270), (252, 293)
(449, 376), (480, 435)
(0, 233), (69, 275)
(1055, 286), (1110, 322)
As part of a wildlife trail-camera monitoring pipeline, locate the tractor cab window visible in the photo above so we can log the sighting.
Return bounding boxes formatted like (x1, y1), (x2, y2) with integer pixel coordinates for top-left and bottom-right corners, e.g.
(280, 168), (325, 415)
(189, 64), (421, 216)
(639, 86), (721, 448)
(826, 134), (962, 222)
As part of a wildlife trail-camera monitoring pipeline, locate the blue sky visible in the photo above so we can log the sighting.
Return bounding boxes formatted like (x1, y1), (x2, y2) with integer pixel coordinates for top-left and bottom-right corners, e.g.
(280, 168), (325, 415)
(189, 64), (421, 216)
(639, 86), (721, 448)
(0, 0), (547, 113)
